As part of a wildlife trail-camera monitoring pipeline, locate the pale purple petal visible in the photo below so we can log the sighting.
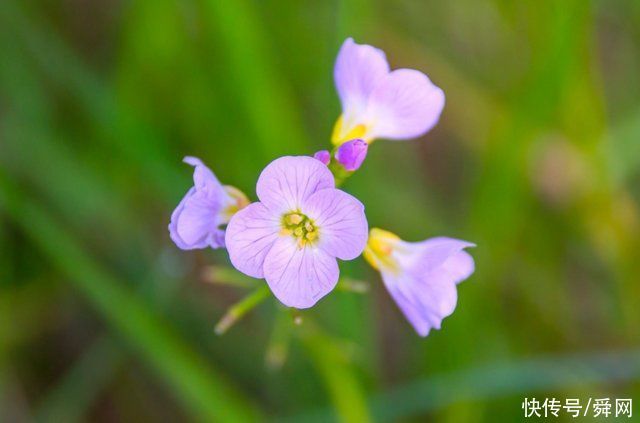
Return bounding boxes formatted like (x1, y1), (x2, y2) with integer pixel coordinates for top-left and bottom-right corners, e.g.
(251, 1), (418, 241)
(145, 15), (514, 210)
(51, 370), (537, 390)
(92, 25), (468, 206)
(335, 38), (389, 122)
(169, 157), (228, 250)
(256, 156), (334, 215)
(263, 236), (339, 308)
(303, 189), (368, 260)
(225, 202), (281, 278)
(397, 237), (475, 276)
(443, 250), (475, 284)
(184, 156), (223, 192)
(365, 69), (445, 141)
(170, 188), (217, 249)
(383, 273), (456, 336)
(382, 238), (474, 336)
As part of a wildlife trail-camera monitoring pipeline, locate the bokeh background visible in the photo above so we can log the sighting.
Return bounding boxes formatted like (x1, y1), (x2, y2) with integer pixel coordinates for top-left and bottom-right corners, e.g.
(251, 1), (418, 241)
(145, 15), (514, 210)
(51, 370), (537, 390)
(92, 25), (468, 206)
(2, 0), (640, 421)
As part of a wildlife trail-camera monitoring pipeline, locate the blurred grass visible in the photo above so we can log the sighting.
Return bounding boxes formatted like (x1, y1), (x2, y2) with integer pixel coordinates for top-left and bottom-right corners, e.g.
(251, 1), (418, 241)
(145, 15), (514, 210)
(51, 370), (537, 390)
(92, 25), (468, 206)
(0, 174), (261, 422)
(1, 0), (640, 421)
(34, 336), (124, 422)
(290, 348), (640, 422)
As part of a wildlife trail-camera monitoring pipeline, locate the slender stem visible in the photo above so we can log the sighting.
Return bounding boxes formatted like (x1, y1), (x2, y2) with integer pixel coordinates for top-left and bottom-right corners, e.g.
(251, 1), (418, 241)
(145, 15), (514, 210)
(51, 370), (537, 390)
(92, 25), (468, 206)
(214, 286), (270, 335)
(327, 145), (355, 187)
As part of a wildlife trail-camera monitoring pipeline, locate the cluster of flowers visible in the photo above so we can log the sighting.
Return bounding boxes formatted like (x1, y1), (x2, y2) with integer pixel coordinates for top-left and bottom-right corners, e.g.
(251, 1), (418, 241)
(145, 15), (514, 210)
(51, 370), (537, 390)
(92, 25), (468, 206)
(169, 38), (475, 337)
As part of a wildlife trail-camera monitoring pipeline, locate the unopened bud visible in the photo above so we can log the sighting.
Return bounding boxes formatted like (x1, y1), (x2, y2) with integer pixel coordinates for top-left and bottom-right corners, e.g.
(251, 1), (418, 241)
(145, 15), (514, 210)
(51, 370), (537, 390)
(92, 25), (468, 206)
(313, 150), (331, 166)
(335, 139), (368, 171)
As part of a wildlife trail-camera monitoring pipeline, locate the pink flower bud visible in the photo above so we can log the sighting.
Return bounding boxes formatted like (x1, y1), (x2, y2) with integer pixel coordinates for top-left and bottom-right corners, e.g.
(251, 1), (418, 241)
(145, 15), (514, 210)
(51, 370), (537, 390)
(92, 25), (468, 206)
(335, 139), (368, 171)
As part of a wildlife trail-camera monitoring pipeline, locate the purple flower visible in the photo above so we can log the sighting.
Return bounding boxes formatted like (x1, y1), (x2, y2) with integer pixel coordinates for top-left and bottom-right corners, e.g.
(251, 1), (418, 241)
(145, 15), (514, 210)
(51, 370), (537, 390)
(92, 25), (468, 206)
(169, 156), (249, 250)
(313, 150), (331, 165)
(364, 228), (475, 337)
(332, 38), (445, 145)
(225, 156), (368, 308)
(335, 138), (368, 171)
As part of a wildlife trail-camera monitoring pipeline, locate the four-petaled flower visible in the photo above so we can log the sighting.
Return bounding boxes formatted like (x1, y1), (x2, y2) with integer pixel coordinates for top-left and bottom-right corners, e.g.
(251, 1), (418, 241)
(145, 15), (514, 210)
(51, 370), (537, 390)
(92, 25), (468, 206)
(364, 228), (475, 336)
(169, 156), (249, 250)
(332, 38), (445, 145)
(225, 156), (368, 308)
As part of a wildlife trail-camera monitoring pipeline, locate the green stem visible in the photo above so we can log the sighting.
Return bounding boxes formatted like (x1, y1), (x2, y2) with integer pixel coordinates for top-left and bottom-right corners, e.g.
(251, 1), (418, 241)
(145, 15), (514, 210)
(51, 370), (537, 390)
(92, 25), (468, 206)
(328, 147), (354, 187)
(214, 286), (270, 335)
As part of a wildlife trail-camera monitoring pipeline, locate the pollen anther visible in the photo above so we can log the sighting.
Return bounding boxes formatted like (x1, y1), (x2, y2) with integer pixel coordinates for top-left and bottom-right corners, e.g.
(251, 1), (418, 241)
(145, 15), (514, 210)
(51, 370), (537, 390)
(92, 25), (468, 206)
(282, 211), (319, 247)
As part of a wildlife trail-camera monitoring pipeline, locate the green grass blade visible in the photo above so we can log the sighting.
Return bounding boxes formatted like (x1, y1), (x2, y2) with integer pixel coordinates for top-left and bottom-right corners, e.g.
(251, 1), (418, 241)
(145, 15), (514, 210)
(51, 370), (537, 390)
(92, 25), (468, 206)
(0, 175), (262, 422)
(200, 0), (308, 156)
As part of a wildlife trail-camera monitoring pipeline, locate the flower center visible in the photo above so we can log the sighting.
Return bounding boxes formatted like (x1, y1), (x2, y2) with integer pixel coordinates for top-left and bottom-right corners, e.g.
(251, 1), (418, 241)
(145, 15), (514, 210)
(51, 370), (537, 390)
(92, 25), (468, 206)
(282, 212), (318, 248)
(221, 185), (250, 222)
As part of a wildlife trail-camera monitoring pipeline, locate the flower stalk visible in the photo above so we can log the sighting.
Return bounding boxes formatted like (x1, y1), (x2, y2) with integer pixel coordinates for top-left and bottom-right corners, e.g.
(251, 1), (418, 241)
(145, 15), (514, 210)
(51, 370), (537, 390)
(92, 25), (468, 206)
(214, 286), (270, 335)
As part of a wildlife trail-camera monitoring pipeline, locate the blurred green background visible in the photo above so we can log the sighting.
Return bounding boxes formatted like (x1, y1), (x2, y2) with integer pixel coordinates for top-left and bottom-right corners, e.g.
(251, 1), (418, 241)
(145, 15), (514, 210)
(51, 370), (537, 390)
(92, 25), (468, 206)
(1, 0), (640, 421)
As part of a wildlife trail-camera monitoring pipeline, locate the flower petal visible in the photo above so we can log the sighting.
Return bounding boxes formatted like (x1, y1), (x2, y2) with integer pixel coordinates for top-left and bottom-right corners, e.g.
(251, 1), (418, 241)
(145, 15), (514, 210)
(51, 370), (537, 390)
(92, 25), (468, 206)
(382, 269), (458, 336)
(365, 69), (445, 141)
(263, 237), (339, 308)
(382, 237), (474, 336)
(169, 188), (225, 250)
(396, 237), (475, 275)
(225, 202), (281, 278)
(184, 156), (224, 192)
(169, 187), (213, 250)
(443, 250), (475, 284)
(303, 188), (368, 260)
(335, 38), (390, 123)
(168, 157), (230, 250)
(256, 156), (335, 215)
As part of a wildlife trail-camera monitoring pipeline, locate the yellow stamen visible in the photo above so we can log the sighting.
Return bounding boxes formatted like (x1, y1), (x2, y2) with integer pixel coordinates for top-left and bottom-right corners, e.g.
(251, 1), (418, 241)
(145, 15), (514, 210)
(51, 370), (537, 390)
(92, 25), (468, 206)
(286, 213), (303, 226)
(331, 114), (370, 146)
(221, 185), (250, 221)
(363, 228), (401, 272)
(282, 211), (319, 247)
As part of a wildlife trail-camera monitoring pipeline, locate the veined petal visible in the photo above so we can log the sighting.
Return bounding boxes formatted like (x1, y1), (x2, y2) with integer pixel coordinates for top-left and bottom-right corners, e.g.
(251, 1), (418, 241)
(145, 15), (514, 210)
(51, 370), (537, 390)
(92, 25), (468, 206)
(225, 202), (281, 278)
(169, 188), (223, 249)
(334, 38), (389, 126)
(397, 251), (464, 320)
(382, 269), (458, 336)
(365, 69), (445, 141)
(395, 237), (475, 276)
(256, 156), (335, 215)
(303, 188), (368, 260)
(371, 233), (474, 336)
(169, 157), (229, 250)
(263, 237), (339, 309)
